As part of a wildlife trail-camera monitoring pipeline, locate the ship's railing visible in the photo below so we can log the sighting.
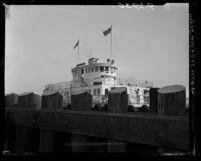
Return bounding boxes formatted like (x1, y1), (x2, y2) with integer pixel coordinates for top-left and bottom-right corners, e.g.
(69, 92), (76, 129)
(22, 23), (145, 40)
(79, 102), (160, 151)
(116, 78), (153, 88)
(44, 81), (72, 91)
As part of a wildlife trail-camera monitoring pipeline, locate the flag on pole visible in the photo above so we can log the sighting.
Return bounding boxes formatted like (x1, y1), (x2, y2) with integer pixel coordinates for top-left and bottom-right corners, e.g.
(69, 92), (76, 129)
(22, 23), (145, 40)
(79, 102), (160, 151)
(103, 26), (112, 36)
(73, 40), (79, 49)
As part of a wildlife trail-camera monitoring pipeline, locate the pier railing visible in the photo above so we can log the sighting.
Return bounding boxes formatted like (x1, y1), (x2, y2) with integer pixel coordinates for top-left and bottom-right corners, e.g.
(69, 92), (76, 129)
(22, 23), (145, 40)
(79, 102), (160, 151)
(4, 86), (191, 155)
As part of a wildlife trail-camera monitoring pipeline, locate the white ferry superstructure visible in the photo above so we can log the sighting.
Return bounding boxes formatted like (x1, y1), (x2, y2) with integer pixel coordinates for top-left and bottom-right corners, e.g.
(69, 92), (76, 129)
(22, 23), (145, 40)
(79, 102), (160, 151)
(42, 58), (153, 109)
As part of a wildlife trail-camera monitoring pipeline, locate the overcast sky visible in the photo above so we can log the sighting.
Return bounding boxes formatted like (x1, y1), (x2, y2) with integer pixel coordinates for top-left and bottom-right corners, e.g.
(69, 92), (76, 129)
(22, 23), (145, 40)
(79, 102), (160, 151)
(5, 4), (189, 96)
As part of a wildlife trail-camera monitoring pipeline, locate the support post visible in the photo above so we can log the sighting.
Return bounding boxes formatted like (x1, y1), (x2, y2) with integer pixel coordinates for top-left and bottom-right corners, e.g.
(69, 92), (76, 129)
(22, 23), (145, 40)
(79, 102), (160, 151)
(157, 85), (186, 116)
(157, 85), (187, 154)
(108, 87), (128, 113)
(71, 91), (92, 111)
(149, 88), (160, 113)
(107, 87), (128, 152)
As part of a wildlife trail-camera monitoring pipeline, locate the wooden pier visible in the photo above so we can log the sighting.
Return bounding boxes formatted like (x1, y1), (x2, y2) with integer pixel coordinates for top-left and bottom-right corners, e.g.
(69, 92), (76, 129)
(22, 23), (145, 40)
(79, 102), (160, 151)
(4, 85), (191, 155)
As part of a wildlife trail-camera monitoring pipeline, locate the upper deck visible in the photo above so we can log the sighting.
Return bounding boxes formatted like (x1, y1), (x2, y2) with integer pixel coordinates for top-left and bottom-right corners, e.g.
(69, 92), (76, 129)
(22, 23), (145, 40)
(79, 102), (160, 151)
(71, 58), (118, 87)
(43, 57), (153, 98)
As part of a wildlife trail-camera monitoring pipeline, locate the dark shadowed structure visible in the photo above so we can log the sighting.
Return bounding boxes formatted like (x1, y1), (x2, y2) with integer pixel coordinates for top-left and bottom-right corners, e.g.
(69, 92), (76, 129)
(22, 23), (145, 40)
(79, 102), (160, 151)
(5, 93), (19, 107)
(41, 91), (63, 109)
(108, 87), (128, 113)
(157, 85), (186, 116)
(71, 91), (92, 111)
(18, 92), (41, 108)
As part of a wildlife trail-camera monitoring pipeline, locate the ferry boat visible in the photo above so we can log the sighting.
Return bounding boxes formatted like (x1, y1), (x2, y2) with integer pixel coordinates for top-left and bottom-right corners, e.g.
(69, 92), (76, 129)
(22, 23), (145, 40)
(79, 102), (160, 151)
(42, 58), (153, 110)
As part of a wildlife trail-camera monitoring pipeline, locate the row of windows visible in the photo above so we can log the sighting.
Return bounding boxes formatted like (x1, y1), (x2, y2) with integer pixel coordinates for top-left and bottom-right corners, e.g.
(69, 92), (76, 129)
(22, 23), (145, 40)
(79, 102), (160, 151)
(61, 88), (101, 96)
(134, 95), (149, 103)
(94, 88), (101, 96)
(81, 66), (115, 74)
(62, 91), (70, 96)
(88, 88), (101, 96)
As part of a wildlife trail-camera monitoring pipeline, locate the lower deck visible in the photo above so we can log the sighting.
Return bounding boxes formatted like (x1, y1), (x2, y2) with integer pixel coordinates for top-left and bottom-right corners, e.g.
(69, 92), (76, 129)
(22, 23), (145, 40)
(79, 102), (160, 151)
(43, 84), (150, 108)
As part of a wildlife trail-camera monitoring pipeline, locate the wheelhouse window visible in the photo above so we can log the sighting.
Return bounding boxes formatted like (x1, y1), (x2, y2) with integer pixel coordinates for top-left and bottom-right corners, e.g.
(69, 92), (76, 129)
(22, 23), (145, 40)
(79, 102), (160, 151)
(95, 67), (99, 72)
(93, 82), (102, 85)
(92, 67), (94, 72)
(100, 66), (104, 72)
(81, 69), (84, 74)
(105, 89), (108, 95)
(144, 90), (149, 95)
(97, 88), (101, 95)
(93, 89), (96, 95)
(137, 95), (140, 102)
(111, 67), (114, 73)
(105, 66), (109, 72)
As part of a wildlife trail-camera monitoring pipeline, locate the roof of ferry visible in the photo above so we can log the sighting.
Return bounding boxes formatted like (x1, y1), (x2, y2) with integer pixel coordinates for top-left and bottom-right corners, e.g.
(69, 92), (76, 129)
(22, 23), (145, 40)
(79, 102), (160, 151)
(72, 62), (118, 70)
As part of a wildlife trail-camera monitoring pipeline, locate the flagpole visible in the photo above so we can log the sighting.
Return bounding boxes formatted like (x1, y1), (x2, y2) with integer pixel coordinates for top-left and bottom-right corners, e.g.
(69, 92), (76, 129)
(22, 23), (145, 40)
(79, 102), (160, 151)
(111, 26), (112, 59)
(78, 41), (79, 64)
